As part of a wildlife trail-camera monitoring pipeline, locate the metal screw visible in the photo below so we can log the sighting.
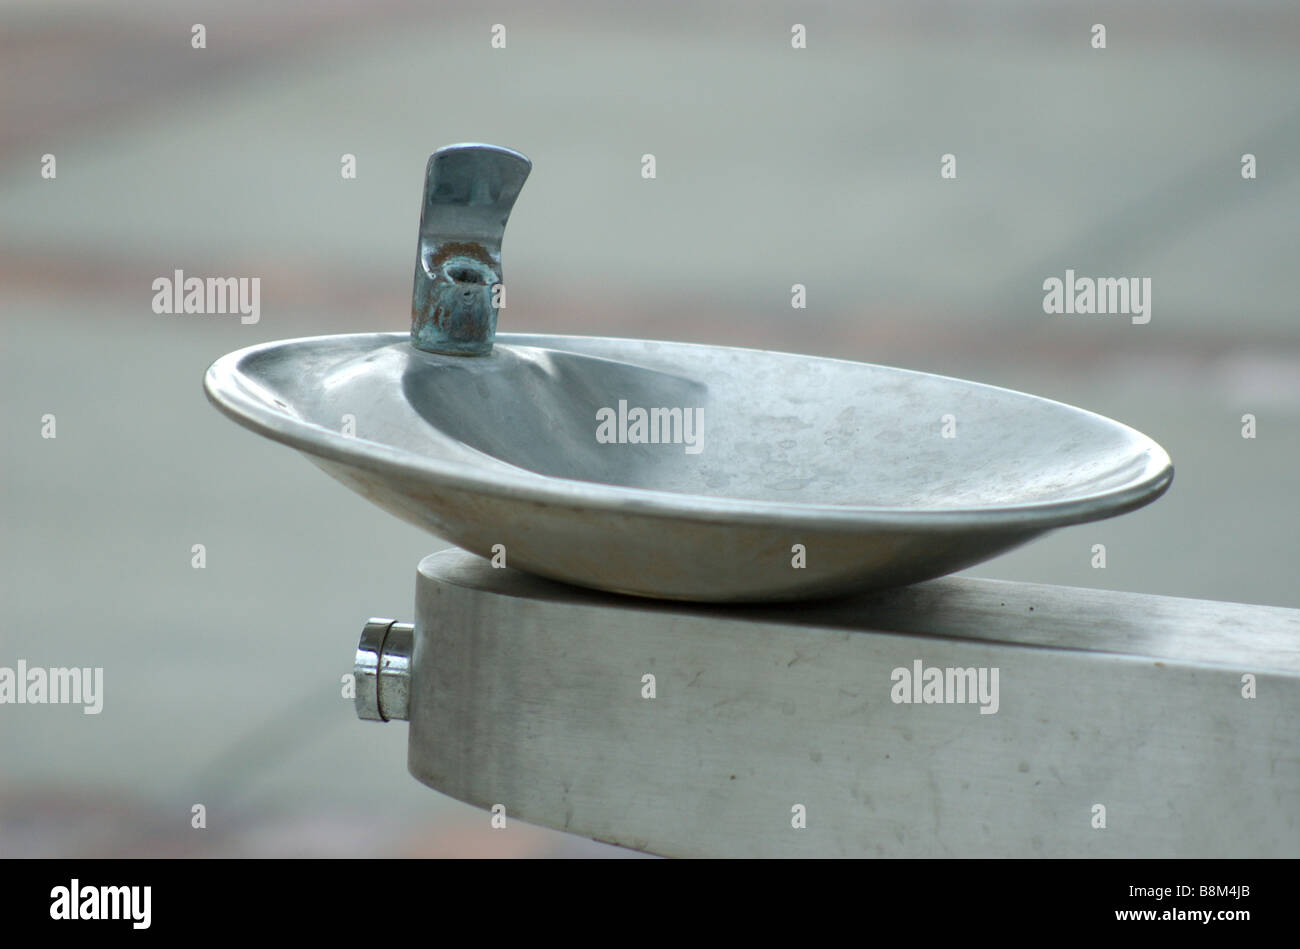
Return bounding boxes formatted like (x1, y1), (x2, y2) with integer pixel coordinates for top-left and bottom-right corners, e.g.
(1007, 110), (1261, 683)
(355, 618), (414, 722)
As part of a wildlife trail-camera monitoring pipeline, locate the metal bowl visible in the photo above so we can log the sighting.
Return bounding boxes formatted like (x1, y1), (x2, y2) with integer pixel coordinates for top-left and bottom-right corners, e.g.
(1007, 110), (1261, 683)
(204, 331), (1173, 601)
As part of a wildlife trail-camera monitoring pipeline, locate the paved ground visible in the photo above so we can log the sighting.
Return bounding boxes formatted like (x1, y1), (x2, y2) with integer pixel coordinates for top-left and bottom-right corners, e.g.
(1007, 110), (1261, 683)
(2, 0), (1297, 856)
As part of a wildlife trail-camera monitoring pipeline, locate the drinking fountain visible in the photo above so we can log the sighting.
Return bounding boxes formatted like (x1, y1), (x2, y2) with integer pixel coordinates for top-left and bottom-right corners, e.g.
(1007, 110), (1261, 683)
(203, 144), (1300, 857)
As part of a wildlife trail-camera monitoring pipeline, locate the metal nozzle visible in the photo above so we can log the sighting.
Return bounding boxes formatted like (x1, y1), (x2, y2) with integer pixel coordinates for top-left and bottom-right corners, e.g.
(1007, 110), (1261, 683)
(410, 143), (531, 356)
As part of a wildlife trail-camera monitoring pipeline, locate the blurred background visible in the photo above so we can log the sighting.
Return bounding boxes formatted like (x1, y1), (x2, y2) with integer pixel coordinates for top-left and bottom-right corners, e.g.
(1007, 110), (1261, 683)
(2, 0), (1297, 856)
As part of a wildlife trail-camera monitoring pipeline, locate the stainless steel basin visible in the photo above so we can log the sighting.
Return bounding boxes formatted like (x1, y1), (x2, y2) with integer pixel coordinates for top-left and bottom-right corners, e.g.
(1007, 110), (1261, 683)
(203, 330), (1173, 601)
(204, 143), (1172, 601)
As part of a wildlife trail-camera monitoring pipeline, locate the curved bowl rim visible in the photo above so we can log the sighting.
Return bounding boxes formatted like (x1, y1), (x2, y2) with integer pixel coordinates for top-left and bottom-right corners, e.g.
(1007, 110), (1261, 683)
(203, 331), (1174, 533)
